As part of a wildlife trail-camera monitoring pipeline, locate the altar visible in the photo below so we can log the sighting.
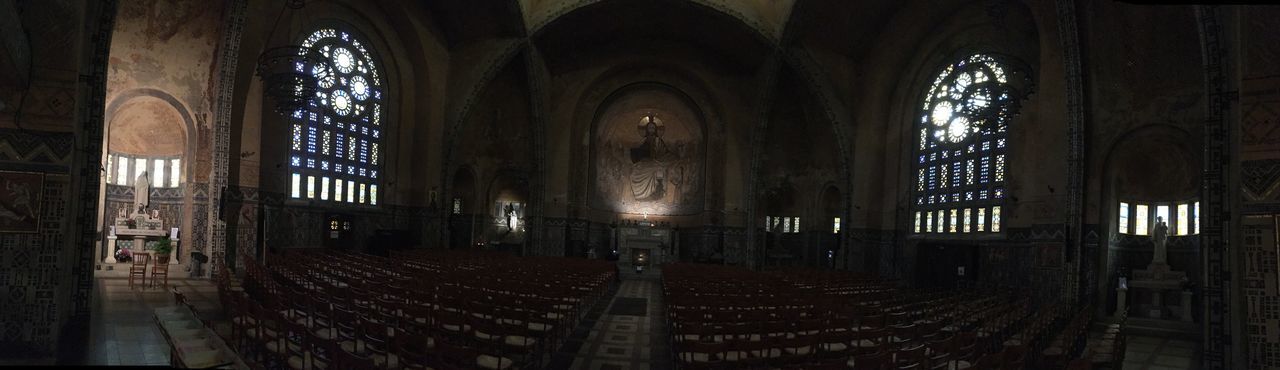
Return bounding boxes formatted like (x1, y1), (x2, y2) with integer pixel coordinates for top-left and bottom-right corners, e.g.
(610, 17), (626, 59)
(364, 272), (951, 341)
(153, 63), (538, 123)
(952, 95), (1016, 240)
(104, 170), (179, 264)
(615, 219), (676, 271)
(1115, 216), (1194, 335)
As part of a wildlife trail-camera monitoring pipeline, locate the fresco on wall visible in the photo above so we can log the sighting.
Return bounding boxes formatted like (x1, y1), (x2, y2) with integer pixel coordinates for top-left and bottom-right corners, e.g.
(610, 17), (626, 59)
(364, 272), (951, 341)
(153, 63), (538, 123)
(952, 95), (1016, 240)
(592, 88), (704, 215)
(0, 172), (43, 233)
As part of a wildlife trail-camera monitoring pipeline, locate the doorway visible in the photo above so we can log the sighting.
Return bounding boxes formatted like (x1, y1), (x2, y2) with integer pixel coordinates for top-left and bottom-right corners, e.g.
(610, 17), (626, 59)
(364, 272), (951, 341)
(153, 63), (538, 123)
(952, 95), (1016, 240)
(915, 242), (980, 289)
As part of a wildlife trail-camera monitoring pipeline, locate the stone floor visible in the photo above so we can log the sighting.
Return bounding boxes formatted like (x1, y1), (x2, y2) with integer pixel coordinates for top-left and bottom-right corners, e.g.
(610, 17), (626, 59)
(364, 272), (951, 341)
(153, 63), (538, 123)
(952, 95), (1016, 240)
(564, 268), (673, 370)
(59, 276), (221, 366)
(1090, 331), (1198, 370)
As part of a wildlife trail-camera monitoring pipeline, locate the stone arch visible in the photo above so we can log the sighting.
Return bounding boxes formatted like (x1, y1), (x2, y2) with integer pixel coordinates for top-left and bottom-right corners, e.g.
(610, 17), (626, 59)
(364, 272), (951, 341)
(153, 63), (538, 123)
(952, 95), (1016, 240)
(585, 82), (710, 217)
(568, 63), (729, 221)
(104, 88), (195, 162)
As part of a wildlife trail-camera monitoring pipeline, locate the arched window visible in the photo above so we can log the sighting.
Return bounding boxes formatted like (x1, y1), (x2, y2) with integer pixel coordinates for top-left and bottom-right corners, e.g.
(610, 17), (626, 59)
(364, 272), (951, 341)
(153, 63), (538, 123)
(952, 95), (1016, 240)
(911, 54), (1029, 235)
(289, 27), (383, 205)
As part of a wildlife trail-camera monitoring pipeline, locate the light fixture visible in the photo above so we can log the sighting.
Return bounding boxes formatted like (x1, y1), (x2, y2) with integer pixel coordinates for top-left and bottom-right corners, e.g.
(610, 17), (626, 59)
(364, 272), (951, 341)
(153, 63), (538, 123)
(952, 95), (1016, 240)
(255, 0), (332, 116)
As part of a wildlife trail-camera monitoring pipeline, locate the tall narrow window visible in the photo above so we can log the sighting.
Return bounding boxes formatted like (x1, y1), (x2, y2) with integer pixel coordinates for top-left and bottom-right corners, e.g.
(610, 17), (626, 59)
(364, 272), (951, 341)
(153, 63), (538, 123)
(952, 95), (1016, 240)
(117, 157), (129, 185)
(1135, 204), (1149, 235)
(153, 160), (165, 188)
(105, 155), (114, 183)
(134, 158), (146, 183)
(169, 159), (180, 187)
(911, 54), (1028, 235)
(832, 217), (841, 234)
(1194, 202), (1200, 234)
(1177, 203), (1189, 235)
(1156, 205), (1170, 231)
(914, 212), (922, 233)
(1118, 202), (1130, 234)
(991, 206), (1001, 233)
(289, 27), (384, 205)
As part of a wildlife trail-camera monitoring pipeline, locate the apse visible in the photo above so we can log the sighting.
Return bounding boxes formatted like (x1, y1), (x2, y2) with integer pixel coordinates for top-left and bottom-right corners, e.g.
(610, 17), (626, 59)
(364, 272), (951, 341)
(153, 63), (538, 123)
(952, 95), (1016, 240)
(589, 83), (706, 216)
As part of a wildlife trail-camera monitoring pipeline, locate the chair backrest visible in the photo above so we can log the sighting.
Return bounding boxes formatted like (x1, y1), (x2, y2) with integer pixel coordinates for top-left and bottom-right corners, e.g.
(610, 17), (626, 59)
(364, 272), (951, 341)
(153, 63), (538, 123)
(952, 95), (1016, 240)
(133, 253), (150, 266)
(1065, 358), (1091, 370)
(854, 350), (890, 370)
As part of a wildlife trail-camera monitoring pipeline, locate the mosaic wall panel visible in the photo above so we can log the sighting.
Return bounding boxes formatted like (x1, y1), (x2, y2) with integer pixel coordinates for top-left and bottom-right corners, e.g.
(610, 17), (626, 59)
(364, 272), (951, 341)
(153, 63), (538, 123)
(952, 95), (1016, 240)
(1243, 217), (1280, 369)
(0, 129), (74, 171)
(0, 174), (69, 357)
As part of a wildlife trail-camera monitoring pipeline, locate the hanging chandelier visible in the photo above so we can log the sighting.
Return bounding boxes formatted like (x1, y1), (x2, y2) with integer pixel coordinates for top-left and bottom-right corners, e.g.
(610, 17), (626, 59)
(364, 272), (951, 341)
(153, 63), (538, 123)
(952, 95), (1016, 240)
(255, 0), (332, 116)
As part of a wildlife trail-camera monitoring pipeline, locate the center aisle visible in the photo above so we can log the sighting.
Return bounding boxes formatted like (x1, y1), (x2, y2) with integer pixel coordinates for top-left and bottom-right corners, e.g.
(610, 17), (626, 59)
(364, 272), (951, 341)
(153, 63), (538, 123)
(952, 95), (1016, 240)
(548, 267), (673, 370)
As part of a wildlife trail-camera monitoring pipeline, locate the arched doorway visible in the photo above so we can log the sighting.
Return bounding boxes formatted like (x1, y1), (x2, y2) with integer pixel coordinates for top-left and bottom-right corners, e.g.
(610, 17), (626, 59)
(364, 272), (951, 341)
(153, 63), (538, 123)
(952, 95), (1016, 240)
(485, 170), (529, 254)
(449, 167), (477, 248)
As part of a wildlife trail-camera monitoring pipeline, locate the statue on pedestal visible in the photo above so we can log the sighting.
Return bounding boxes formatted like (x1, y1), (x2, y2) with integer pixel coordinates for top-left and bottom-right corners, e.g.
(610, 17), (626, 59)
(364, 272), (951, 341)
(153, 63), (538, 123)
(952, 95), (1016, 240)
(134, 171), (150, 215)
(1151, 216), (1169, 267)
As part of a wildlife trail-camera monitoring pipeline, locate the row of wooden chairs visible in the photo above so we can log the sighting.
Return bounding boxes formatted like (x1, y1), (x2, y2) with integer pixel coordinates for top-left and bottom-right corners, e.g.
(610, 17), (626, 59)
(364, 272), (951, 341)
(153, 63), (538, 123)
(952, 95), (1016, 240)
(128, 253), (171, 289)
(663, 263), (1082, 370)
(217, 249), (615, 370)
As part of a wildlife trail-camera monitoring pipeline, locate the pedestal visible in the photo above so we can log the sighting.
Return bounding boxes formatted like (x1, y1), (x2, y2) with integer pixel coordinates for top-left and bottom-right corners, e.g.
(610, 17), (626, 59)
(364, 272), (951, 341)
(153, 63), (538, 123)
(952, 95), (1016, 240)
(1149, 290), (1163, 319)
(105, 235), (118, 263)
(133, 236), (146, 253)
(1181, 291), (1193, 322)
(1115, 286), (1128, 319)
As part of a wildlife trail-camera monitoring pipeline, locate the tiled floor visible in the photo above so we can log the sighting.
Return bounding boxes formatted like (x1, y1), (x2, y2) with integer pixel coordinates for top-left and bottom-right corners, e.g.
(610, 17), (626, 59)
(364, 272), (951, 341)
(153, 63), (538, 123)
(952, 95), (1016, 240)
(566, 269), (673, 370)
(59, 275), (222, 366)
(1086, 330), (1198, 370)
(1119, 335), (1199, 370)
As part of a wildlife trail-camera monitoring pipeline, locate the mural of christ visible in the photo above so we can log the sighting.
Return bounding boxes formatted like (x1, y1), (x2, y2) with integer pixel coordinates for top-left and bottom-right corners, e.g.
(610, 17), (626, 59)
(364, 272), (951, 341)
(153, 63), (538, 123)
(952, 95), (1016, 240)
(629, 114), (677, 201)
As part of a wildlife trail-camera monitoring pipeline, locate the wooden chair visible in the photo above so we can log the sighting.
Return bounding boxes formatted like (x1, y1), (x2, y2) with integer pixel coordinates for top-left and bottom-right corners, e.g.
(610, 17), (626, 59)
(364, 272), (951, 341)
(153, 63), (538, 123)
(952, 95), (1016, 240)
(150, 254), (170, 288)
(128, 253), (150, 289)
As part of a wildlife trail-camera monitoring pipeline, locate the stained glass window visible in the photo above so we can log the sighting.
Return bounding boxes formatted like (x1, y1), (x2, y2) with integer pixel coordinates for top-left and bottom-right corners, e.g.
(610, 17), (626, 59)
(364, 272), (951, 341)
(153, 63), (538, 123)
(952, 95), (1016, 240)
(116, 157), (128, 185)
(105, 154), (181, 188)
(1194, 202), (1200, 234)
(1135, 204), (1149, 236)
(290, 27), (384, 206)
(1156, 205), (1170, 232)
(1177, 203), (1189, 235)
(153, 160), (165, 187)
(911, 54), (1026, 234)
(1119, 202), (1130, 234)
(169, 159), (180, 187)
(1119, 201), (1197, 235)
(832, 217), (841, 234)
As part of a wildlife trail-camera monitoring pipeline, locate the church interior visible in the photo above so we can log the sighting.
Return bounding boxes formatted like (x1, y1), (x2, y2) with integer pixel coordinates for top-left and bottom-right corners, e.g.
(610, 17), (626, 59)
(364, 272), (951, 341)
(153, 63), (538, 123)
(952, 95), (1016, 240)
(0, 0), (1276, 369)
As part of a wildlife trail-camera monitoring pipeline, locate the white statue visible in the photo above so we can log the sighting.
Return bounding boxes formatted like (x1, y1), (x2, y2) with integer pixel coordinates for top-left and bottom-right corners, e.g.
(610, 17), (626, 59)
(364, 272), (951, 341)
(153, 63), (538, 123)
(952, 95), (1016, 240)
(134, 171), (150, 214)
(1151, 216), (1169, 266)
